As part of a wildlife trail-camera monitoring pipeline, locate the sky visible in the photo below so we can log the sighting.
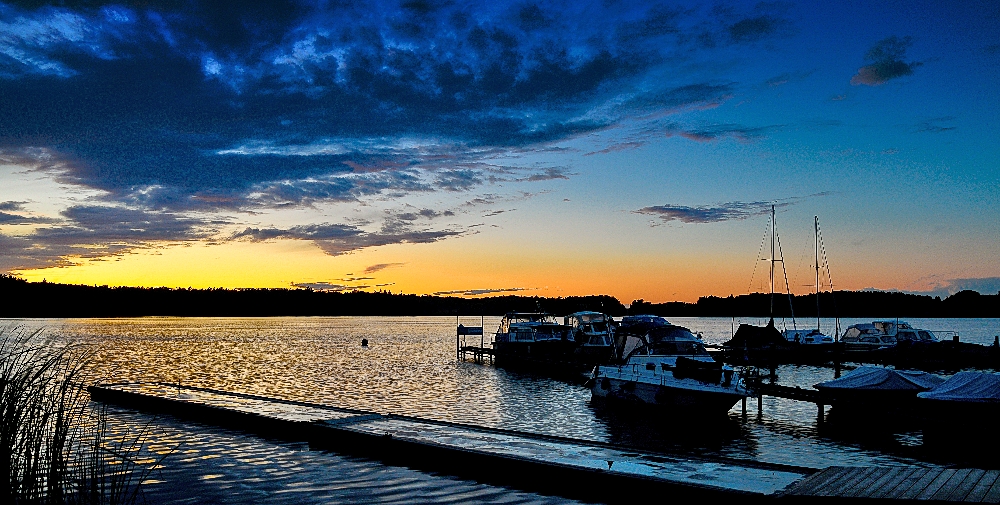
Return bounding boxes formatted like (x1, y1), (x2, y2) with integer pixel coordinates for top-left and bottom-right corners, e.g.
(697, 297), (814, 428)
(0, 0), (998, 303)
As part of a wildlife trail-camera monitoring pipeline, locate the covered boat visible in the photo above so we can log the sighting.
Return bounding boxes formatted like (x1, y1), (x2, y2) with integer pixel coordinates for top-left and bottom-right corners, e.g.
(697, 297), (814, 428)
(814, 366), (944, 410)
(918, 372), (1000, 443)
(917, 372), (1000, 406)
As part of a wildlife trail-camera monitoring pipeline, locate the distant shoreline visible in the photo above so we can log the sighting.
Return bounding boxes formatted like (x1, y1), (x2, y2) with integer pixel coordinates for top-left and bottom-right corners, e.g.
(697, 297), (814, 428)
(1, 275), (997, 318)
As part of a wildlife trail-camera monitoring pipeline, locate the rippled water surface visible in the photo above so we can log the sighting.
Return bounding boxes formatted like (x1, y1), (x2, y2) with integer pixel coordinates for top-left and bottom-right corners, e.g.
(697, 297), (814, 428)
(7, 316), (1000, 503)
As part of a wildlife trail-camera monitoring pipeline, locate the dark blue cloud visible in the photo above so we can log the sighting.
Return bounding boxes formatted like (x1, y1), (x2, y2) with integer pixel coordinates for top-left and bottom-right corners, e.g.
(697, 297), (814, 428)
(636, 193), (832, 224)
(851, 35), (921, 86)
(0, 1), (796, 267)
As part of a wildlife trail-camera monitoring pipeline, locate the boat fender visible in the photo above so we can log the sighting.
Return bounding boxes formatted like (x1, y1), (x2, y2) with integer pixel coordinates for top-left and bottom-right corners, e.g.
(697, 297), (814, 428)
(645, 363), (656, 371)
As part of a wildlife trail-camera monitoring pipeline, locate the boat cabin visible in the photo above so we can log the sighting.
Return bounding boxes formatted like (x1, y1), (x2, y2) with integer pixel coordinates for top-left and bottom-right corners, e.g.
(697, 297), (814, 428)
(564, 311), (613, 347)
(495, 313), (568, 343)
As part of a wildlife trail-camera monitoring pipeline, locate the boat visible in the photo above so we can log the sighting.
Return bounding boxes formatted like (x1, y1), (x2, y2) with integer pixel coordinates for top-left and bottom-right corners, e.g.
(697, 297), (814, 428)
(564, 311), (615, 364)
(814, 366), (944, 412)
(918, 372), (1000, 447)
(590, 323), (748, 416)
(782, 216), (837, 345)
(840, 320), (938, 351)
(491, 312), (575, 368)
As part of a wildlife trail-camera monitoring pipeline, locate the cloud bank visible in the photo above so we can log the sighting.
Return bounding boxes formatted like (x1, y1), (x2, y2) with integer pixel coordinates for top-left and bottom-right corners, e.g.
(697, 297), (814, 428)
(0, 0), (795, 270)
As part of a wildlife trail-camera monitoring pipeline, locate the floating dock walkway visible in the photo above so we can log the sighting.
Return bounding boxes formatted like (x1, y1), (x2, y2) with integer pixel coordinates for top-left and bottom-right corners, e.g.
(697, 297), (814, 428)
(88, 383), (1000, 504)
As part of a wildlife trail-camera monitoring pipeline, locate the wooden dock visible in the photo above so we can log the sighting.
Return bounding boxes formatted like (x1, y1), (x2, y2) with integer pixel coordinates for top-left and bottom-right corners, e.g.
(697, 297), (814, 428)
(88, 382), (810, 503)
(87, 382), (1000, 503)
(777, 466), (1000, 503)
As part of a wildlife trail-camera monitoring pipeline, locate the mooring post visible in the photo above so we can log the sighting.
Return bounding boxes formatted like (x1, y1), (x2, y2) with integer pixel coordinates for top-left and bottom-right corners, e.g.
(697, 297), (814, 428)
(817, 403), (824, 424)
(742, 397), (747, 416)
(758, 393), (763, 416)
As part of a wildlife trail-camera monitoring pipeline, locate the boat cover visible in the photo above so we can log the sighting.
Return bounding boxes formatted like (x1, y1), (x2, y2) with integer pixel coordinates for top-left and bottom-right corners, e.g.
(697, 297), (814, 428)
(815, 367), (944, 391)
(917, 372), (1000, 403)
(722, 320), (786, 348)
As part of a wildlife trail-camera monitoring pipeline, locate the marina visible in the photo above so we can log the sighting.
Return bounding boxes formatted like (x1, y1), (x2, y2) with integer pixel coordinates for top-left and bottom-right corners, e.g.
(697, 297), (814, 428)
(10, 316), (1000, 503)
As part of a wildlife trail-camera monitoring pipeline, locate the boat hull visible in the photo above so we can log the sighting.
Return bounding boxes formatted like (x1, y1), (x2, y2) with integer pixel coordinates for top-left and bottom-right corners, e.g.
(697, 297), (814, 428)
(591, 372), (746, 416)
(493, 339), (608, 371)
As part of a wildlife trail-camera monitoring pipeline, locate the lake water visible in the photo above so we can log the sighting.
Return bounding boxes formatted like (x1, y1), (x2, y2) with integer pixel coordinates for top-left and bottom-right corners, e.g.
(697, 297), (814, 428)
(6, 316), (1000, 503)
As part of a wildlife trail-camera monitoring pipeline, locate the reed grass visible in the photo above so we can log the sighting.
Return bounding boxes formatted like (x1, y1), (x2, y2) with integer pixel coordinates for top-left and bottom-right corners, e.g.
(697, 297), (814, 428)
(1, 326), (163, 505)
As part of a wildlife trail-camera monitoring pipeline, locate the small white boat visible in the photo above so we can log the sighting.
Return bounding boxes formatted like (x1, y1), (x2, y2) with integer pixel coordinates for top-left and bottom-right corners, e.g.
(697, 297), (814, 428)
(590, 324), (748, 416)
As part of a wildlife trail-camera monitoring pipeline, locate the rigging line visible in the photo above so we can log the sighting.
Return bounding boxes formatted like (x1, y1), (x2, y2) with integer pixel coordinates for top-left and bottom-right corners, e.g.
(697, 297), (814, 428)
(747, 218), (769, 295)
(775, 223), (797, 330)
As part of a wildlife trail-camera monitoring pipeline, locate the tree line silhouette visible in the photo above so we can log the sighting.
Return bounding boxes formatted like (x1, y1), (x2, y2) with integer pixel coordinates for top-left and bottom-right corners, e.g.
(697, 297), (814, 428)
(1, 274), (996, 318)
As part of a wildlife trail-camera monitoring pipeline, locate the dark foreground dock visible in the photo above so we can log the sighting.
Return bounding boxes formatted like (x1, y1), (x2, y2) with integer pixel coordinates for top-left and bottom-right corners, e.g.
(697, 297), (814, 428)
(88, 383), (1000, 504)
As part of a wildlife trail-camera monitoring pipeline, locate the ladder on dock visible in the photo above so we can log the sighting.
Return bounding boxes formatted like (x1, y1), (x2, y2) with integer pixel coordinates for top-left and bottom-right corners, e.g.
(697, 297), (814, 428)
(456, 316), (494, 364)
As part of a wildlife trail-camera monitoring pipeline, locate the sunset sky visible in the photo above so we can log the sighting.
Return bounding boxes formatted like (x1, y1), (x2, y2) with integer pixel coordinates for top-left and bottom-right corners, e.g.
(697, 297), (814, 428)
(1, 0), (998, 303)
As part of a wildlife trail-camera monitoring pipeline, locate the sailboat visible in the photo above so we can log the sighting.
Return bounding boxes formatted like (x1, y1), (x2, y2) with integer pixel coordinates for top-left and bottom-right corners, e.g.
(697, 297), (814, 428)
(721, 205), (795, 360)
(781, 216), (836, 345)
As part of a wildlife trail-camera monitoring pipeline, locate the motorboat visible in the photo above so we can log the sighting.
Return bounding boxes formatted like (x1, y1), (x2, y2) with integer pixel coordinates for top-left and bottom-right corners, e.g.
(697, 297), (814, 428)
(564, 311), (615, 363)
(492, 312), (574, 367)
(590, 324), (748, 416)
(840, 321), (938, 351)
(814, 366), (944, 411)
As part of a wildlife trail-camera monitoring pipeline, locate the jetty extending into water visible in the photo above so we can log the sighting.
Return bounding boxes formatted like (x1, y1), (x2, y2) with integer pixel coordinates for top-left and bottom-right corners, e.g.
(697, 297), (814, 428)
(88, 382), (1000, 504)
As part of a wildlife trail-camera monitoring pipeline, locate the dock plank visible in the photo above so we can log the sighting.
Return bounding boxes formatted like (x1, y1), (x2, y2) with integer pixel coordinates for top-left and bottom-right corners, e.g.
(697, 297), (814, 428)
(932, 469), (976, 502)
(807, 466), (868, 497)
(816, 466), (880, 497)
(883, 467), (932, 500)
(867, 467), (918, 500)
(965, 469), (1000, 502)
(980, 473), (1000, 503)
(916, 469), (960, 501)
(944, 468), (986, 502)
(780, 467), (854, 496)
(843, 467), (894, 498)
(897, 468), (947, 500)
(854, 467), (912, 499)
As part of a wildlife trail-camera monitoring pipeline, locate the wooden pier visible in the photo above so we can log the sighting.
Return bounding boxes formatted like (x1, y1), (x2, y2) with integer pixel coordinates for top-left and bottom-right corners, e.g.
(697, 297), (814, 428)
(87, 382), (1000, 503)
(88, 382), (810, 502)
(778, 466), (1000, 503)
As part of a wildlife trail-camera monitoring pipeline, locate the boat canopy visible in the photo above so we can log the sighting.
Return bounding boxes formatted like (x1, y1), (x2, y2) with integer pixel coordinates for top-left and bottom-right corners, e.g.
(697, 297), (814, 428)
(619, 325), (708, 359)
(722, 320), (786, 348)
(917, 372), (1000, 403)
(815, 367), (944, 391)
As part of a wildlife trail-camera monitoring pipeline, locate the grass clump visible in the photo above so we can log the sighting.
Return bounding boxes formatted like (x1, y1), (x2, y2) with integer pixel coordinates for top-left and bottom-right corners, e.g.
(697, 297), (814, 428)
(1, 326), (161, 504)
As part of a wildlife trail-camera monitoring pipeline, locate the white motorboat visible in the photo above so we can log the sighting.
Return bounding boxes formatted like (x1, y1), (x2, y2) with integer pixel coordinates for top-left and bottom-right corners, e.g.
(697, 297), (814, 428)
(590, 324), (748, 415)
(492, 312), (574, 367)
(840, 320), (938, 350)
(564, 311), (615, 364)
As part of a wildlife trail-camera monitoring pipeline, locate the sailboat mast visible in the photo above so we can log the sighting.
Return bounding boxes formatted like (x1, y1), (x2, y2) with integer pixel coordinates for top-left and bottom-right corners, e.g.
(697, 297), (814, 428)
(815, 215), (820, 332)
(770, 205), (775, 320)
